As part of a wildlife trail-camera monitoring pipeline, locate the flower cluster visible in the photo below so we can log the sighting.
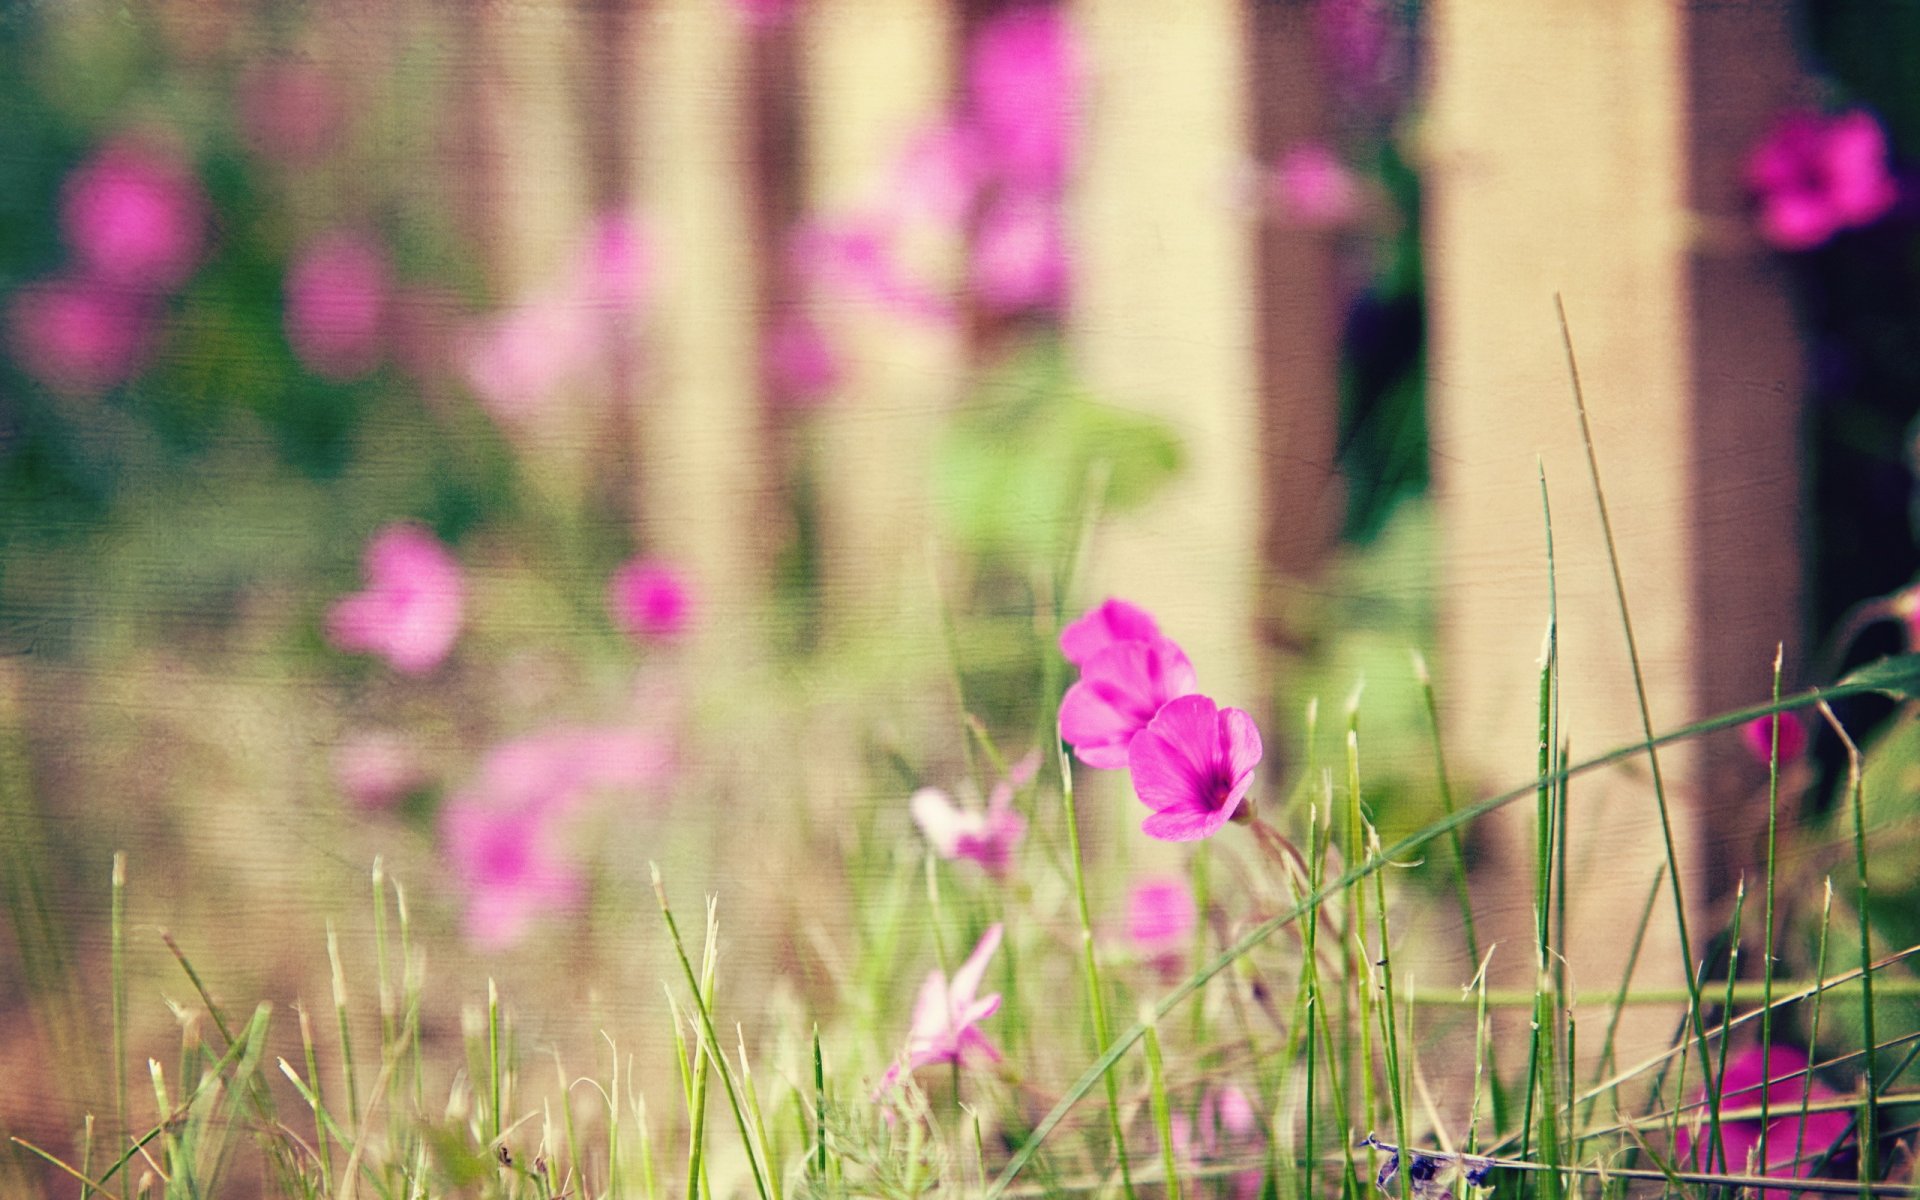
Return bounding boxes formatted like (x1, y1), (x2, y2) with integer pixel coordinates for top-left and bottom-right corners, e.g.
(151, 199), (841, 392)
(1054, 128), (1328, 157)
(1057, 598), (1264, 841)
(8, 135), (207, 392)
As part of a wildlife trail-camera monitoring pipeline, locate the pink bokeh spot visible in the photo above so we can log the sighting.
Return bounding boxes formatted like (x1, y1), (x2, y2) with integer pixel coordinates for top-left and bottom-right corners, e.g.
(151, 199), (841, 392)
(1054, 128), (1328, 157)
(326, 524), (465, 675)
(1058, 635), (1200, 769)
(608, 557), (696, 644)
(333, 731), (429, 811)
(1740, 712), (1808, 769)
(61, 137), (207, 293)
(1747, 109), (1898, 252)
(442, 798), (585, 950)
(765, 312), (841, 407)
(879, 924), (1004, 1092)
(1127, 875), (1197, 954)
(1127, 693), (1263, 841)
(965, 6), (1082, 195)
(910, 773), (1028, 879)
(1169, 1085), (1264, 1200)
(1675, 1045), (1851, 1189)
(7, 277), (151, 392)
(971, 193), (1068, 315)
(1059, 597), (1162, 668)
(285, 231), (391, 380)
(1269, 142), (1363, 228)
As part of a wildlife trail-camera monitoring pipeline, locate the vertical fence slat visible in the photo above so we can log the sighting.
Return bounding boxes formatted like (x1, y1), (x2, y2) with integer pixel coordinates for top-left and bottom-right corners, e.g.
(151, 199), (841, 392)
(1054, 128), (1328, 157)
(803, 0), (959, 650)
(1428, 0), (1803, 1061)
(631, 1), (768, 654)
(1069, 0), (1263, 705)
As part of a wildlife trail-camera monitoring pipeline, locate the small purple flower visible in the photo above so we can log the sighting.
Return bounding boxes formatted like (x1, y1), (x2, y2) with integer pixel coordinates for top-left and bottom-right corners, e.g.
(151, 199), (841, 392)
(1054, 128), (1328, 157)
(285, 231), (390, 380)
(910, 779), (1027, 877)
(1127, 875), (1197, 967)
(442, 798), (584, 950)
(1747, 109), (1898, 252)
(1127, 693), (1262, 841)
(61, 136), (206, 292)
(1058, 597), (1162, 667)
(1740, 712), (1807, 768)
(880, 924), (1004, 1091)
(7, 276), (151, 392)
(971, 192), (1068, 316)
(1058, 636), (1199, 769)
(965, 6), (1082, 195)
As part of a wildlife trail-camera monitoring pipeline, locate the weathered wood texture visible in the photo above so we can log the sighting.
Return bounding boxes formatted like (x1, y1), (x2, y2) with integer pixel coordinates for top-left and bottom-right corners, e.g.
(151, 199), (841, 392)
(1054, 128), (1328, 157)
(1425, 0), (1803, 1058)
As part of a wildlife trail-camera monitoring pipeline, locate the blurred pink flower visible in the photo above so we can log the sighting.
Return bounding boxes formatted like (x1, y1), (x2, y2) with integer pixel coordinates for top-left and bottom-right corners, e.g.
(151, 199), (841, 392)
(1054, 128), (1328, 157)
(966, 6), (1082, 195)
(1059, 597), (1162, 667)
(910, 778), (1027, 877)
(1058, 636), (1199, 769)
(61, 137), (206, 292)
(1269, 142), (1363, 228)
(764, 312), (841, 407)
(971, 193), (1068, 315)
(442, 797), (584, 950)
(333, 731), (429, 810)
(791, 216), (956, 324)
(1747, 110), (1898, 252)
(7, 277), (150, 391)
(460, 211), (653, 423)
(1127, 875), (1197, 960)
(237, 61), (342, 165)
(732, 0), (796, 27)
(1740, 712), (1808, 768)
(284, 231), (390, 380)
(1312, 0), (1398, 100)
(1170, 1085), (1264, 1200)
(326, 524), (465, 675)
(1675, 1045), (1851, 1188)
(880, 923), (1004, 1091)
(467, 725), (672, 819)
(891, 122), (986, 228)
(1128, 693), (1263, 841)
(608, 557), (695, 643)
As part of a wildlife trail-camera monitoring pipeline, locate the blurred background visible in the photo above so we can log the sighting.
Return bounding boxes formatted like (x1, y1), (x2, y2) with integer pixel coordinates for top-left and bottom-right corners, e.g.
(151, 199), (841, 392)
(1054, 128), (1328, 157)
(7, 0), (1920, 1190)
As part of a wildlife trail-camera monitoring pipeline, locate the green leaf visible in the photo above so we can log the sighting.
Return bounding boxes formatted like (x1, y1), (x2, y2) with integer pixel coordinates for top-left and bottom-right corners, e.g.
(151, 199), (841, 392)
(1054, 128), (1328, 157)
(1837, 653), (1920, 700)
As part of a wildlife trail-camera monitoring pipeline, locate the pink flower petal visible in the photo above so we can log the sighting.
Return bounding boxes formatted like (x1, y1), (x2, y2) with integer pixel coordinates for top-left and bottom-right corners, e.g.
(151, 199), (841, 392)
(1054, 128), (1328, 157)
(1128, 695), (1262, 842)
(1058, 636), (1199, 769)
(608, 557), (696, 643)
(1059, 598), (1161, 666)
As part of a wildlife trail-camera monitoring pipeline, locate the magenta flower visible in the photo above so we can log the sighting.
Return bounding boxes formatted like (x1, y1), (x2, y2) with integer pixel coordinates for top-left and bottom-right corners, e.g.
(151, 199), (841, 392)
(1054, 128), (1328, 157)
(890, 122), (987, 228)
(765, 312), (841, 407)
(577, 212), (654, 314)
(468, 725), (672, 819)
(326, 524), (465, 675)
(442, 797), (584, 949)
(1127, 875), (1197, 963)
(1747, 109), (1899, 252)
(880, 924), (1004, 1091)
(965, 6), (1082, 195)
(1740, 712), (1808, 768)
(910, 777), (1028, 877)
(608, 557), (695, 643)
(971, 193), (1068, 315)
(1128, 694), (1263, 841)
(333, 731), (428, 811)
(7, 277), (150, 392)
(1058, 636), (1199, 769)
(285, 231), (390, 380)
(1059, 597), (1162, 667)
(1269, 142), (1363, 228)
(790, 215), (956, 325)
(61, 137), (206, 293)
(1675, 1045), (1851, 1189)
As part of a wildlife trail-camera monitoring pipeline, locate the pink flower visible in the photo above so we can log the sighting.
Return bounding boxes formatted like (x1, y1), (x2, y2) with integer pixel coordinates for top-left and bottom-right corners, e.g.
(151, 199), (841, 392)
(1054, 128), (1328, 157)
(1675, 1045), (1851, 1189)
(7, 277), (150, 391)
(326, 524), (465, 675)
(790, 216), (956, 325)
(1059, 597), (1162, 667)
(333, 731), (429, 810)
(1127, 875), (1197, 959)
(237, 61), (342, 166)
(971, 192), (1068, 315)
(1170, 1085), (1263, 1200)
(467, 725), (672, 818)
(284, 231), (390, 380)
(442, 797), (584, 949)
(764, 312), (841, 407)
(880, 924), (1004, 1091)
(1747, 110), (1899, 252)
(1740, 712), (1808, 768)
(1269, 143), (1362, 228)
(910, 779), (1027, 877)
(965, 7), (1082, 195)
(890, 122), (987, 228)
(608, 557), (695, 643)
(61, 138), (206, 292)
(1127, 694), (1263, 841)
(1058, 636), (1199, 769)
(577, 212), (653, 314)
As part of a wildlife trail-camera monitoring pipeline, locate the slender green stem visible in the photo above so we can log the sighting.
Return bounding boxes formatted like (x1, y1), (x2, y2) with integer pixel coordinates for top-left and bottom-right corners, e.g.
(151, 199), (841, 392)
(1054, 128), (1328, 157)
(1057, 744), (1138, 1200)
(110, 853), (127, 1200)
(1142, 1011), (1181, 1200)
(1371, 829), (1412, 1200)
(327, 922), (361, 1131)
(1759, 646), (1784, 1180)
(1818, 704), (1880, 1185)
